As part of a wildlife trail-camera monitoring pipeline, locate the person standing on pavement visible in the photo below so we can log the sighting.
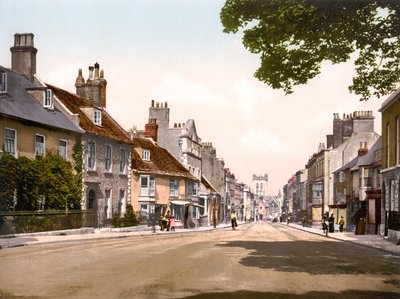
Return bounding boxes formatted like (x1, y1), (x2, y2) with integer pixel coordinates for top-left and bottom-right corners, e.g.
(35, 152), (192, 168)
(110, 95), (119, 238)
(338, 216), (345, 232)
(170, 216), (176, 231)
(328, 213), (335, 233)
(322, 218), (328, 236)
(231, 211), (238, 230)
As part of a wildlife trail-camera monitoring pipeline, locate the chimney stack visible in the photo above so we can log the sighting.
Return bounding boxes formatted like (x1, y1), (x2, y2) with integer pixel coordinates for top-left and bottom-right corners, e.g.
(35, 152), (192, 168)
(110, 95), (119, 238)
(75, 63), (107, 108)
(10, 33), (37, 82)
(144, 118), (158, 142)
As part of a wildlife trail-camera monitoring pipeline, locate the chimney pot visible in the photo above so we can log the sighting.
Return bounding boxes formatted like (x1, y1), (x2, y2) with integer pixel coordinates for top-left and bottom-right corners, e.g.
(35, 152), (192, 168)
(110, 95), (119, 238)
(94, 63), (100, 78)
(88, 66), (94, 80)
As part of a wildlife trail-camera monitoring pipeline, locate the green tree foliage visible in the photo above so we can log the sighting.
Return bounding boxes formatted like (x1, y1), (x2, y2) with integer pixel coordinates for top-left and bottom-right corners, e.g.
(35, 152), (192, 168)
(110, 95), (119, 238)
(220, 0), (400, 100)
(0, 153), (83, 211)
(0, 154), (17, 211)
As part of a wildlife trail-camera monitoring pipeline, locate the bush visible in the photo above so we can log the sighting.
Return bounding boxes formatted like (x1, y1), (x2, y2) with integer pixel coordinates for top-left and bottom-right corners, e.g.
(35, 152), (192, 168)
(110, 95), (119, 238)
(123, 204), (138, 227)
(112, 212), (122, 228)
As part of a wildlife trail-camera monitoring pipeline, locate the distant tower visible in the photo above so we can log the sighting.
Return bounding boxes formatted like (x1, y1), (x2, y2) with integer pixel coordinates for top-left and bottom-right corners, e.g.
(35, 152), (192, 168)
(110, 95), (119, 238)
(252, 174), (269, 197)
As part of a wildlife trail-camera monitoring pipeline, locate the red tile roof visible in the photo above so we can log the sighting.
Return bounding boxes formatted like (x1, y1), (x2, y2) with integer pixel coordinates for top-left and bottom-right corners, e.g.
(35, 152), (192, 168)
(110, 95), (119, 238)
(47, 84), (131, 144)
(131, 137), (198, 180)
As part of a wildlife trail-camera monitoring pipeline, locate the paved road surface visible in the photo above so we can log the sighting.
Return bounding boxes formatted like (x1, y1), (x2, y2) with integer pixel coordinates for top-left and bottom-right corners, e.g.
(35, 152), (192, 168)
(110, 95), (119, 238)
(1, 223), (399, 299)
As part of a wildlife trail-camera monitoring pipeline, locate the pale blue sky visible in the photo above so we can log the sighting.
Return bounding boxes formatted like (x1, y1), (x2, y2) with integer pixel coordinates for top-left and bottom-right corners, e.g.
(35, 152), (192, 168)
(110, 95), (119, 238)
(0, 0), (384, 194)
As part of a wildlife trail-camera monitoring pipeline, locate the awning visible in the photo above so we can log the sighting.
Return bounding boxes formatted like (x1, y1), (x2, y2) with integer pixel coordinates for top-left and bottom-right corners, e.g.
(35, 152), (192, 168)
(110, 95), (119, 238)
(170, 200), (191, 206)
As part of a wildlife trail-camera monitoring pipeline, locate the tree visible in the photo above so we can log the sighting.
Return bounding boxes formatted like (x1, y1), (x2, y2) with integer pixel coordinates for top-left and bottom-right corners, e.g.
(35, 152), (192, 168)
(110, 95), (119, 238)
(14, 154), (81, 211)
(220, 0), (400, 100)
(0, 154), (17, 211)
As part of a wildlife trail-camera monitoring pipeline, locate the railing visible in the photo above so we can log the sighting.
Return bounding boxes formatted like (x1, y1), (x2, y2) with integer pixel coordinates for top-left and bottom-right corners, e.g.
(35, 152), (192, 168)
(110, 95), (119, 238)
(0, 210), (94, 235)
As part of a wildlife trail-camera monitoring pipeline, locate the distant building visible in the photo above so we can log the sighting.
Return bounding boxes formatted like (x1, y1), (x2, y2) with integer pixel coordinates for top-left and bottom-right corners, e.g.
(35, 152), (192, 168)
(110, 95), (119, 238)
(332, 138), (382, 233)
(148, 100), (202, 180)
(130, 132), (200, 228)
(0, 33), (83, 163)
(49, 63), (132, 227)
(0, 33), (84, 212)
(252, 174), (268, 197)
(306, 111), (380, 227)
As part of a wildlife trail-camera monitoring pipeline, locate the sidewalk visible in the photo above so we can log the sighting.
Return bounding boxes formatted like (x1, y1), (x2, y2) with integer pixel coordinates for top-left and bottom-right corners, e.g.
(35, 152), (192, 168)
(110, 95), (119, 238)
(282, 222), (400, 256)
(0, 223), (233, 249)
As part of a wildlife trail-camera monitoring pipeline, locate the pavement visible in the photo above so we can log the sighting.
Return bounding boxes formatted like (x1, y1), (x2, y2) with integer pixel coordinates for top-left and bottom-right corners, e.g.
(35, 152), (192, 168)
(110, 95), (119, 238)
(1, 222), (399, 256)
(282, 222), (400, 256)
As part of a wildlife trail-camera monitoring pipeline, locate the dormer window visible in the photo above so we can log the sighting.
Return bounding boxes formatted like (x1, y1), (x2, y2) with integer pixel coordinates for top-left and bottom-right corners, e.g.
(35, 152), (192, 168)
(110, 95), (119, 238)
(94, 109), (102, 125)
(142, 149), (150, 161)
(44, 89), (52, 108)
(0, 72), (7, 93)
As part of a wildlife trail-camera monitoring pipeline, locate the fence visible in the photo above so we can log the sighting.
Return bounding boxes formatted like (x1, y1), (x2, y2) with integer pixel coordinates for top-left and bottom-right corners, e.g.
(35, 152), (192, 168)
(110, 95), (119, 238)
(0, 210), (94, 235)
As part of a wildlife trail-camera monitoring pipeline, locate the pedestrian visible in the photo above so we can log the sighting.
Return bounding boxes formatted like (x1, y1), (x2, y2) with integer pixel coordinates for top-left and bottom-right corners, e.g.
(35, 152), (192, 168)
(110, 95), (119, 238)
(230, 211), (238, 230)
(158, 214), (164, 231)
(355, 217), (365, 235)
(338, 216), (345, 232)
(164, 210), (171, 231)
(287, 216), (291, 226)
(170, 215), (176, 231)
(328, 213), (335, 233)
(322, 218), (328, 237)
(301, 216), (306, 227)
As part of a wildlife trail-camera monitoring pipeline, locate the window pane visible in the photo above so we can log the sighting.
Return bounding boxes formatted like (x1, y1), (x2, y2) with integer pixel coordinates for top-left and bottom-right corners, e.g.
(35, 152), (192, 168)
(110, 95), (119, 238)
(170, 179), (179, 196)
(59, 140), (67, 159)
(88, 142), (95, 169)
(4, 128), (16, 156)
(105, 145), (111, 171)
(35, 135), (44, 157)
(149, 177), (155, 196)
(119, 148), (126, 173)
(140, 176), (149, 196)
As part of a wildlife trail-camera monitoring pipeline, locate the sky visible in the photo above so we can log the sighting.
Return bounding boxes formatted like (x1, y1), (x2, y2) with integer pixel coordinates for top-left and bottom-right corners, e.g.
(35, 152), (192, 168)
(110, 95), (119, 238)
(0, 0), (384, 195)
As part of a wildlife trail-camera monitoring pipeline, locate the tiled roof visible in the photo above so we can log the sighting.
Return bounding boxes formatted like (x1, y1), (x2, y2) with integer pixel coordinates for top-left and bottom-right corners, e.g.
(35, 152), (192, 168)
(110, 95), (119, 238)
(0, 66), (82, 134)
(131, 137), (197, 180)
(47, 84), (131, 144)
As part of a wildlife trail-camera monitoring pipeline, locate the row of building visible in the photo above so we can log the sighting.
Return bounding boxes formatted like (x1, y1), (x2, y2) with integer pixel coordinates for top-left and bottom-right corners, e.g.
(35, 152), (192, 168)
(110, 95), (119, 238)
(282, 96), (400, 241)
(0, 33), (274, 229)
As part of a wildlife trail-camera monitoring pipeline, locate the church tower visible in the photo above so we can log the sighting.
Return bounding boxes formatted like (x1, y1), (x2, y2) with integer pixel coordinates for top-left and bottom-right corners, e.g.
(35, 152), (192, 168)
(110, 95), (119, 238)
(252, 174), (269, 197)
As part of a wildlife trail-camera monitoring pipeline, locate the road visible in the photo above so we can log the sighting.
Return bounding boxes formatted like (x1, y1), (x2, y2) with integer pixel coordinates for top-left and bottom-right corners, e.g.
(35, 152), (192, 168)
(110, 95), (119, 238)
(0, 223), (399, 299)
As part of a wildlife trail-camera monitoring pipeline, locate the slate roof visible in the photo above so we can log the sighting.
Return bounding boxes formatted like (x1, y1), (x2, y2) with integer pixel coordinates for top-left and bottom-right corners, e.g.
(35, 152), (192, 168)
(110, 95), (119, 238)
(334, 137), (382, 173)
(380, 86), (400, 112)
(357, 137), (381, 167)
(334, 156), (358, 173)
(47, 84), (131, 144)
(0, 66), (83, 134)
(131, 136), (198, 180)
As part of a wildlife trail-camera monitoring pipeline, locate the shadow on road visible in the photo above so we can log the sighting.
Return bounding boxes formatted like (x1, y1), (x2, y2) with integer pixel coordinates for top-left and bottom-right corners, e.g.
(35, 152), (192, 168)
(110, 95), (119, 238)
(215, 240), (400, 275)
(182, 290), (400, 299)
